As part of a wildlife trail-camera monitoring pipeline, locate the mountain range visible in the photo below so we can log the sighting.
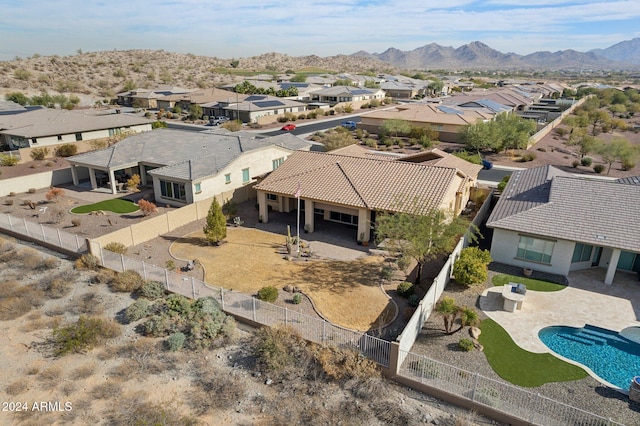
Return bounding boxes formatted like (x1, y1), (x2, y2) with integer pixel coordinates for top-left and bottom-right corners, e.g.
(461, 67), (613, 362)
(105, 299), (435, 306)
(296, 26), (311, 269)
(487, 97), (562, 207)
(353, 38), (640, 70)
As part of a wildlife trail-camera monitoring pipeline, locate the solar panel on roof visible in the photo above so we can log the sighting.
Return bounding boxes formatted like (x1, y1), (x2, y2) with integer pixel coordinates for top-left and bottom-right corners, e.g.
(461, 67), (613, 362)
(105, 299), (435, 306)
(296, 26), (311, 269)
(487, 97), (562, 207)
(245, 95), (267, 101)
(437, 105), (463, 114)
(351, 89), (371, 95)
(254, 100), (285, 108)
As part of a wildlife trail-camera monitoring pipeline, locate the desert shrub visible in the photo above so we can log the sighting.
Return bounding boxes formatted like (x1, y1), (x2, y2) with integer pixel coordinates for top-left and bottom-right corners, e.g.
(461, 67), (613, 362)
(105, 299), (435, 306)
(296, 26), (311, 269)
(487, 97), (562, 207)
(91, 381), (122, 400)
(111, 270), (144, 292)
(277, 116), (288, 123)
(459, 338), (475, 352)
(581, 157), (592, 166)
(257, 286), (278, 303)
(138, 199), (157, 216)
(71, 218), (81, 227)
(104, 242), (127, 255)
(165, 332), (186, 351)
(555, 127), (568, 137)
(45, 277), (71, 299)
(75, 253), (100, 270)
(518, 152), (536, 162)
(453, 150), (482, 165)
(453, 247), (492, 286)
(191, 372), (247, 414)
(30, 147), (49, 161)
(28, 188), (36, 194)
(53, 315), (122, 355)
(0, 154), (19, 166)
(314, 345), (380, 381)
(54, 144), (78, 157)
(292, 293), (302, 304)
(396, 282), (414, 298)
(138, 281), (165, 300)
(572, 160), (580, 168)
(126, 174), (141, 192)
(125, 299), (151, 323)
(364, 138), (377, 148)
(42, 257), (60, 269)
(166, 294), (192, 315)
(622, 160), (636, 171)
(165, 259), (175, 271)
(143, 314), (175, 337)
(593, 164), (605, 173)
(497, 175), (510, 192)
(5, 380), (28, 396)
(253, 326), (308, 372)
(4, 199), (14, 206)
(111, 400), (198, 425)
(71, 364), (96, 380)
(407, 294), (420, 307)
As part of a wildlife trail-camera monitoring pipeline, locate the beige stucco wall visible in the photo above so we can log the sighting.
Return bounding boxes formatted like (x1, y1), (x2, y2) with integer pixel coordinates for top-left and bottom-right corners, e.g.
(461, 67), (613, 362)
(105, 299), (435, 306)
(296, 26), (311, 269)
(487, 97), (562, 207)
(0, 167), (89, 197)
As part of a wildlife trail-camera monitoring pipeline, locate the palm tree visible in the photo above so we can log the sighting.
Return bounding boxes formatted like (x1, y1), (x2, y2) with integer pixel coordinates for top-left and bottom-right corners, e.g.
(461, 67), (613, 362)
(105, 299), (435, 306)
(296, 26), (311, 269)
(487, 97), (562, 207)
(435, 296), (459, 335)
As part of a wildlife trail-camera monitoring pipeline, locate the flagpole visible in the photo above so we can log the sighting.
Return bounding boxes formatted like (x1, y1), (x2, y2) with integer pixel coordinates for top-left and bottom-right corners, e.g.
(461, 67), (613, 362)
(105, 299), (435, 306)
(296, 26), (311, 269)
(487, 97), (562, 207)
(295, 182), (301, 257)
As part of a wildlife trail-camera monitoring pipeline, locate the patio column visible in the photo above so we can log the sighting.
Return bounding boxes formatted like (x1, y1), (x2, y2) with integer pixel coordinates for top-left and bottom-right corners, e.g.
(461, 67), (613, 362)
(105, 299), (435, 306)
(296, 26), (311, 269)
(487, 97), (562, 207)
(257, 191), (268, 223)
(304, 199), (314, 233)
(357, 208), (371, 242)
(108, 170), (117, 194)
(88, 167), (97, 190)
(70, 165), (79, 186)
(604, 249), (621, 285)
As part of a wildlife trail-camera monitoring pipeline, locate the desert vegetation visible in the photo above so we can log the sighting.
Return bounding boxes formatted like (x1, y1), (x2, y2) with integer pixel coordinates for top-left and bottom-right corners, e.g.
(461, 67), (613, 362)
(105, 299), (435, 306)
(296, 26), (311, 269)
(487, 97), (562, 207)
(0, 235), (486, 425)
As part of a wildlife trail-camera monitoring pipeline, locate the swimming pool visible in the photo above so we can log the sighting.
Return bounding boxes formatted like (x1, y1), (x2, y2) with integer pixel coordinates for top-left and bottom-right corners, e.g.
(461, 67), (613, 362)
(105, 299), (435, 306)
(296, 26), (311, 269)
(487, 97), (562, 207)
(538, 324), (640, 390)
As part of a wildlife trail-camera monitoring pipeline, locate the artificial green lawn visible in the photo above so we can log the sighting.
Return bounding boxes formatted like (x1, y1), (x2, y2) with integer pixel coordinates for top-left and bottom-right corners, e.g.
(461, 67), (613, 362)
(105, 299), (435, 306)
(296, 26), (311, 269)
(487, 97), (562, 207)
(492, 274), (566, 292)
(71, 199), (139, 214)
(479, 319), (588, 387)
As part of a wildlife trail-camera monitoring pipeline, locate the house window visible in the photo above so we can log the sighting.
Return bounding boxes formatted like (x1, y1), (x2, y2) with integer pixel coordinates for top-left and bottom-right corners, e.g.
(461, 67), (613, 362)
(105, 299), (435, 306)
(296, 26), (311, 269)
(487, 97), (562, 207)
(225, 173), (231, 184)
(517, 235), (554, 264)
(266, 193), (277, 201)
(571, 243), (593, 263)
(160, 180), (186, 201)
(328, 211), (358, 226)
(57, 135), (62, 141)
(272, 157), (285, 170)
(75, 133), (83, 141)
(31, 138), (37, 144)
(194, 183), (202, 194)
(242, 168), (250, 184)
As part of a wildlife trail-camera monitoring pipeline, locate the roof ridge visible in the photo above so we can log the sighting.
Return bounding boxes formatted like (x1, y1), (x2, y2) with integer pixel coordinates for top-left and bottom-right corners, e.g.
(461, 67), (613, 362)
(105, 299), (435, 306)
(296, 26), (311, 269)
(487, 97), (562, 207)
(335, 162), (369, 209)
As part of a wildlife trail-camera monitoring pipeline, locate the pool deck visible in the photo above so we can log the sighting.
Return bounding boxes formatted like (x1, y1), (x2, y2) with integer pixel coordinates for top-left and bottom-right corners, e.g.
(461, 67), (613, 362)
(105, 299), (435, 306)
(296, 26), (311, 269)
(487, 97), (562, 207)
(480, 268), (640, 353)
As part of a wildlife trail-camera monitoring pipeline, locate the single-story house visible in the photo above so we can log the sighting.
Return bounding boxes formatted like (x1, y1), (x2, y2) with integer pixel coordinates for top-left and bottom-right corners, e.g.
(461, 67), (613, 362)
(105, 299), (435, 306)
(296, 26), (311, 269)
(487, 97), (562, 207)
(254, 147), (481, 243)
(359, 104), (493, 143)
(219, 95), (307, 123)
(0, 108), (153, 156)
(380, 81), (423, 99)
(67, 128), (312, 205)
(310, 86), (385, 104)
(116, 86), (192, 109)
(487, 165), (640, 285)
(156, 87), (241, 114)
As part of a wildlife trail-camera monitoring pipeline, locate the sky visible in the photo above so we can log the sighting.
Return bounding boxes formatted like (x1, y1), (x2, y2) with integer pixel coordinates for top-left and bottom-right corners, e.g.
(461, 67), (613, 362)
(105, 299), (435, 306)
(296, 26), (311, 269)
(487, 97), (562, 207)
(1, 1), (640, 61)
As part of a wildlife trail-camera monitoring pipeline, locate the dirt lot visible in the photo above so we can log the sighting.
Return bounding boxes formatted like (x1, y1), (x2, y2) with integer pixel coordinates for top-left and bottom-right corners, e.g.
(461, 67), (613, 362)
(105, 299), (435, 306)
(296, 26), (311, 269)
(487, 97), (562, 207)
(170, 227), (395, 331)
(0, 235), (494, 426)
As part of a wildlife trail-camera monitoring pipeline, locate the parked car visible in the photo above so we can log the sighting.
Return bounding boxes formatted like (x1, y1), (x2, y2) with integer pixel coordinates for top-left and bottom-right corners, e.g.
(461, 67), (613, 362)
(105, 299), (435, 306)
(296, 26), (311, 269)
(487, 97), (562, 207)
(209, 116), (230, 126)
(281, 124), (296, 131)
(341, 121), (357, 130)
(482, 159), (493, 170)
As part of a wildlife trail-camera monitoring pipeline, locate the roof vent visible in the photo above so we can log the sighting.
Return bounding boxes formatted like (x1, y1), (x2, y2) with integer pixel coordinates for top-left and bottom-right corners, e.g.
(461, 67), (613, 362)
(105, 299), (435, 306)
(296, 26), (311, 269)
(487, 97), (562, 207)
(595, 235), (607, 240)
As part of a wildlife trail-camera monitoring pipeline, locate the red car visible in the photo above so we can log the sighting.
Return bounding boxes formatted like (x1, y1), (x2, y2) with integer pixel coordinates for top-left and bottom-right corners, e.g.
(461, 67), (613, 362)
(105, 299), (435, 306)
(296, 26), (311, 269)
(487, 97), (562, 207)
(281, 124), (296, 131)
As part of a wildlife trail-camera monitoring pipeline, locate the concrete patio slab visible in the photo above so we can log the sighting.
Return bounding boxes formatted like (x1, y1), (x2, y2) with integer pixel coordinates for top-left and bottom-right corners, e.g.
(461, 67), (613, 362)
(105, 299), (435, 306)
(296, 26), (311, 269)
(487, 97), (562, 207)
(480, 268), (640, 354)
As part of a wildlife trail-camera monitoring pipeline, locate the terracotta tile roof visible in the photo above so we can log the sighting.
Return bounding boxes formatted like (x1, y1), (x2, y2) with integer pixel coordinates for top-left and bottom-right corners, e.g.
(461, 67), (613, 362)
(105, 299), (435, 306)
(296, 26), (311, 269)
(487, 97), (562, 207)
(362, 103), (492, 126)
(254, 151), (460, 213)
(401, 148), (482, 180)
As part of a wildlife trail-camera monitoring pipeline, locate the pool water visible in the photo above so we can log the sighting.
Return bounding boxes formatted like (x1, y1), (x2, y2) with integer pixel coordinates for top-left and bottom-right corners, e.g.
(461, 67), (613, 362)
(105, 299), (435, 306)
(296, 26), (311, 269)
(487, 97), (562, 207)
(538, 324), (640, 390)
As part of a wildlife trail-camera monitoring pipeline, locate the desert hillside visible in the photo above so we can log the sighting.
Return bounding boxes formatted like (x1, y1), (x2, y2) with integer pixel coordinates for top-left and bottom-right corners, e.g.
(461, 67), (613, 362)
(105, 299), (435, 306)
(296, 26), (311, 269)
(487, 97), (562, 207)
(0, 49), (394, 105)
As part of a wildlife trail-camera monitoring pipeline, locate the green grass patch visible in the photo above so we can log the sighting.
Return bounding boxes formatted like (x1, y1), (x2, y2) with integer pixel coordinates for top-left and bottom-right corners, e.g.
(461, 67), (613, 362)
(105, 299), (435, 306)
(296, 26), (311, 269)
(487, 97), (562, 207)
(71, 199), (139, 214)
(479, 319), (587, 387)
(492, 274), (566, 292)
